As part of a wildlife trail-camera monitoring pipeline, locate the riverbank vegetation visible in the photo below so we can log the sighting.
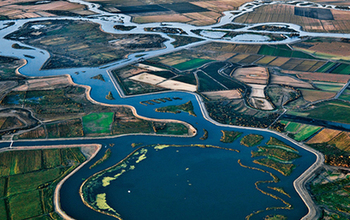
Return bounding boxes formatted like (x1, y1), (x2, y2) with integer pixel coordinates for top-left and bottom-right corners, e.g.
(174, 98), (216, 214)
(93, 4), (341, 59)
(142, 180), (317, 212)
(310, 167), (350, 219)
(0, 147), (88, 220)
(240, 134), (264, 147)
(220, 130), (242, 143)
(254, 158), (296, 176)
(0, 55), (25, 80)
(90, 149), (112, 169)
(155, 101), (196, 116)
(199, 129), (208, 140)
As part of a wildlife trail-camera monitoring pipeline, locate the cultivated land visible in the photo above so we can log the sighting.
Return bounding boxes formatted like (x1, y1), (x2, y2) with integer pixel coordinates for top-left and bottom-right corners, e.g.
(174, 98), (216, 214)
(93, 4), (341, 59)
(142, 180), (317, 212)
(3, 0), (350, 219)
(0, 146), (93, 220)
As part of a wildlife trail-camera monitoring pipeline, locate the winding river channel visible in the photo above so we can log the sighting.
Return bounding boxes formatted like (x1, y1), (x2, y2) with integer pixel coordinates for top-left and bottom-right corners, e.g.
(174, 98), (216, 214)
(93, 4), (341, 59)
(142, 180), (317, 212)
(1, 0), (345, 219)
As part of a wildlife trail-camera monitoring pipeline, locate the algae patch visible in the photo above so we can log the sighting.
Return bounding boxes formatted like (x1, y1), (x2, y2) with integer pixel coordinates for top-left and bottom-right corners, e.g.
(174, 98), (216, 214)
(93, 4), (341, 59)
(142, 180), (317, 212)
(96, 193), (118, 213)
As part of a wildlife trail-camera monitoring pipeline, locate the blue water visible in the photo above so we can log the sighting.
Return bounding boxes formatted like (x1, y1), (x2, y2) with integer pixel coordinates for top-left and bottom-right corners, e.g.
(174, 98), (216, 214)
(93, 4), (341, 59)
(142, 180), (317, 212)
(0, 18), (317, 220)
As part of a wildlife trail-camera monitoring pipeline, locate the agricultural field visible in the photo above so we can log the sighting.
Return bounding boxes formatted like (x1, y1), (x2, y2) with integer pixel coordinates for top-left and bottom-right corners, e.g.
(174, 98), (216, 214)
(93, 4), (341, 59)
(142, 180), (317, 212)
(88, 0), (252, 26)
(0, 147), (89, 220)
(234, 4), (350, 33)
(292, 38), (350, 61)
(5, 20), (167, 69)
(290, 100), (350, 124)
(0, 0), (93, 20)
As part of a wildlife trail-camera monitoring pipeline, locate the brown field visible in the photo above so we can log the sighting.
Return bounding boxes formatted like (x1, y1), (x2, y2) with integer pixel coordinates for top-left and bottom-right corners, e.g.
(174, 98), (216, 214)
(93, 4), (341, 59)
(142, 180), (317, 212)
(234, 4), (350, 33)
(309, 0), (350, 5)
(307, 128), (342, 144)
(293, 60), (319, 72)
(202, 89), (242, 100)
(17, 125), (46, 139)
(95, 0), (252, 25)
(238, 54), (262, 64)
(228, 54), (250, 63)
(288, 71), (350, 83)
(0, 0), (93, 19)
(328, 132), (350, 151)
(255, 56), (276, 65)
(270, 75), (314, 88)
(300, 89), (336, 102)
(307, 61), (327, 72)
(133, 14), (192, 24)
(293, 41), (350, 60)
(268, 57), (290, 66)
(233, 67), (268, 84)
(14, 75), (71, 91)
(280, 59), (304, 70)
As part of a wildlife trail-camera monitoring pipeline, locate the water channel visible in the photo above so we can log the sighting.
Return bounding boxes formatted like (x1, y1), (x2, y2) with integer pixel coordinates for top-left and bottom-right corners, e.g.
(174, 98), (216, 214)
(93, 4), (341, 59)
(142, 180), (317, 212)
(1, 0), (343, 219)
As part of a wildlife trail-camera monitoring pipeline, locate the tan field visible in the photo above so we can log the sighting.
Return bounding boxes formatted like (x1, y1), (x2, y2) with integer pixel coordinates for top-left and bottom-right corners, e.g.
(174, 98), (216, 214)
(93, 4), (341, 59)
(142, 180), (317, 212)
(158, 80), (197, 92)
(129, 73), (166, 85)
(202, 89), (242, 100)
(270, 75), (314, 88)
(255, 56), (276, 65)
(285, 71), (350, 83)
(307, 128), (342, 144)
(293, 41), (350, 60)
(233, 67), (268, 85)
(300, 89), (336, 102)
(133, 14), (192, 24)
(14, 75), (72, 91)
(0, 1), (93, 19)
(268, 57), (290, 67)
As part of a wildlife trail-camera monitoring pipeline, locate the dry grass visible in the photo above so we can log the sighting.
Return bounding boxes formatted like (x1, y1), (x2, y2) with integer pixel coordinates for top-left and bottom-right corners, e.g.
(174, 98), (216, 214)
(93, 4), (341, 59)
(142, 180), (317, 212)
(300, 89), (336, 102)
(255, 56), (276, 65)
(233, 67), (268, 84)
(270, 75), (314, 88)
(0, 1), (92, 19)
(158, 80), (197, 92)
(202, 89), (242, 100)
(14, 75), (71, 91)
(268, 57), (290, 66)
(290, 71), (350, 83)
(129, 73), (166, 85)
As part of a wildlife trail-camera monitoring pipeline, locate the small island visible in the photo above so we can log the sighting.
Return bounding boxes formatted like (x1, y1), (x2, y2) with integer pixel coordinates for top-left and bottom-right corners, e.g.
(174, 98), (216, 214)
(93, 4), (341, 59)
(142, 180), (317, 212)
(105, 91), (115, 100)
(155, 101), (196, 116)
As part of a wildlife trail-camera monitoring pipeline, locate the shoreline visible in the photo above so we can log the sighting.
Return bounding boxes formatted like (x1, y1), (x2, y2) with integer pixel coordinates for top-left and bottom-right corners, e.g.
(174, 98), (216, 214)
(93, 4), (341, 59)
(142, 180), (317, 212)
(193, 93), (323, 220)
(0, 144), (102, 220)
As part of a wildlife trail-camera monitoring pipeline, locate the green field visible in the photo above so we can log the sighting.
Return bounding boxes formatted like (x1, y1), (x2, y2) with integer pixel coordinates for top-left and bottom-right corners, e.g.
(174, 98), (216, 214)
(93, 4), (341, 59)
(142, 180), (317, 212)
(293, 125), (321, 141)
(0, 148), (87, 220)
(316, 62), (336, 73)
(172, 58), (212, 70)
(302, 100), (350, 124)
(258, 45), (315, 59)
(285, 122), (301, 133)
(197, 70), (227, 92)
(82, 112), (114, 134)
(314, 83), (344, 92)
(331, 63), (350, 75)
(240, 134), (264, 147)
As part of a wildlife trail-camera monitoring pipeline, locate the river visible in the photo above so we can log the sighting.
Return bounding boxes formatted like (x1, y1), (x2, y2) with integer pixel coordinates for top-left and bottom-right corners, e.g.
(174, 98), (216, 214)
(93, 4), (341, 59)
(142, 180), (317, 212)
(1, 0), (341, 219)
